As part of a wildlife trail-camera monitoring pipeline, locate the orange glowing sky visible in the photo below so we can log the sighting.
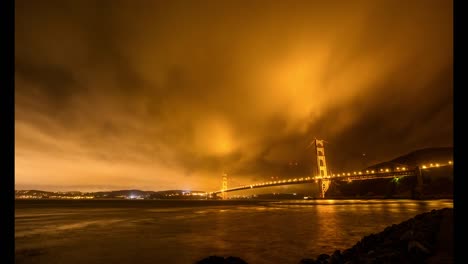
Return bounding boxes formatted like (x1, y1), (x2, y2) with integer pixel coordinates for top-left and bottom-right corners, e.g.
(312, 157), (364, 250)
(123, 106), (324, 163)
(15, 0), (452, 191)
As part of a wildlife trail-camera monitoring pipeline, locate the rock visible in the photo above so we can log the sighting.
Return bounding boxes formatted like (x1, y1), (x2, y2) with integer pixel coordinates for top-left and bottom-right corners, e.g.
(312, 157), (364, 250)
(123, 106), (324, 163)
(374, 250), (401, 262)
(382, 238), (393, 246)
(225, 256), (248, 264)
(400, 230), (414, 240)
(427, 208), (453, 264)
(341, 248), (354, 259)
(299, 259), (317, 264)
(329, 250), (344, 264)
(196, 256), (225, 264)
(317, 253), (330, 261)
(299, 208), (452, 264)
(414, 230), (426, 240)
(408, 240), (431, 254)
(196, 256), (248, 264)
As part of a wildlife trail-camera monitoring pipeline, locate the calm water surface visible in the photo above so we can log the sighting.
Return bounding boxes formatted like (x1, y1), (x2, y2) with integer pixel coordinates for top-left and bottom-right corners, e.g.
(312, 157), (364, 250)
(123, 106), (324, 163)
(15, 199), (453, 264)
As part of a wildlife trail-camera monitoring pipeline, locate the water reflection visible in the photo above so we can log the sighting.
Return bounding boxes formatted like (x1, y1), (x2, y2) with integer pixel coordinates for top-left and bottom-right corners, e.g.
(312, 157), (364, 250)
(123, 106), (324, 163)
(15, 199), (452, 264)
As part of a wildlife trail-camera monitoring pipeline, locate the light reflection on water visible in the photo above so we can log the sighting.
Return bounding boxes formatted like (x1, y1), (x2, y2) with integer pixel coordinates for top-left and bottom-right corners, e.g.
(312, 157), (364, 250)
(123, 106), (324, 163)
(15, 199), (452, 264)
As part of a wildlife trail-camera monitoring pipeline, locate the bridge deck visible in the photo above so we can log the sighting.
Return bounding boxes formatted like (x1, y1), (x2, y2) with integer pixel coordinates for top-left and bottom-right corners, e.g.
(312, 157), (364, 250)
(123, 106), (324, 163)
(212, 170), (416, 194)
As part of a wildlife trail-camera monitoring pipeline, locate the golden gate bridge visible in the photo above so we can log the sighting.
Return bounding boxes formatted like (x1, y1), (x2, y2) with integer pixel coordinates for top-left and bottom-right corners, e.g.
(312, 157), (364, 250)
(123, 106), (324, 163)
(208, 139), (453, 199)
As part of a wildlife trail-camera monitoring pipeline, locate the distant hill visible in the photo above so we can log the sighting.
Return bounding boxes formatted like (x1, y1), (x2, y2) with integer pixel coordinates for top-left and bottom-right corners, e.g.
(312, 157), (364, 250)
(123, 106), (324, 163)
(15, 189), (206, 199)
(365, 147), (453, 170)
(325, 147), (454, 199)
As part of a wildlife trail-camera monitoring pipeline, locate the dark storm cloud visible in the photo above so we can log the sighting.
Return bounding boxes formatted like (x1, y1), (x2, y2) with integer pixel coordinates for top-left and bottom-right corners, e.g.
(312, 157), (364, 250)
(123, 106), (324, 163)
(15, 0), (453, 191)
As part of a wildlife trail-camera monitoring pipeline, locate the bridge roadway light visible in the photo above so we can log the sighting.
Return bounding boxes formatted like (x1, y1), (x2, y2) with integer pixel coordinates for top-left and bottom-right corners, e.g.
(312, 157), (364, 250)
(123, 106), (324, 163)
(449, 161), (452, 165)
(402, 167), (406, 171)
(436, 163), (440, 167)
(422, 165), (427, 169)
(347, 173), (351, 176)
(371, 170), (375, 173)
(366, 170), (369, 173)
(430, 163), (434, 167)
(385, 168), (389, 172)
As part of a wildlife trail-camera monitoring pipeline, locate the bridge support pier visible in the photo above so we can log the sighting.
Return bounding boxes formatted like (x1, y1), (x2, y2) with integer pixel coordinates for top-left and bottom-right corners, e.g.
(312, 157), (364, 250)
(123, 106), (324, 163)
(319, 179), (331, 198)
(412, 166), (424, 199)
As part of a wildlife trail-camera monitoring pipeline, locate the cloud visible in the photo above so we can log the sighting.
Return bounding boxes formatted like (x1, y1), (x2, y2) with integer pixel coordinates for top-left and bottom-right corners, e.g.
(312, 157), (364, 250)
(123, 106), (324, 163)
(15, 0), (452, 191)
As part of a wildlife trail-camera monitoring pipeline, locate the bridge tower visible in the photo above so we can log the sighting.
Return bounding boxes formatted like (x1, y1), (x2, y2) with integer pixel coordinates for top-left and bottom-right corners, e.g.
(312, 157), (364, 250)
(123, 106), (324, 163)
(314, 139), (330, 198)
(221, 172), (228, 200)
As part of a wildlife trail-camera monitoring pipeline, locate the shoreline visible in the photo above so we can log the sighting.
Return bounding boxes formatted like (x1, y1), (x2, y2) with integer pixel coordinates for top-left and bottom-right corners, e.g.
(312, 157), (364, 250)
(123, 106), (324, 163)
(197, 207), (454, 264)
(15, 196), (453, 201)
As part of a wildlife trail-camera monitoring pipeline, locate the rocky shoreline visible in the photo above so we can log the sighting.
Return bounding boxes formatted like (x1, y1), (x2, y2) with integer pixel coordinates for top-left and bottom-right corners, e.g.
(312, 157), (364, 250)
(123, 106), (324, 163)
(196, 208), (453, 264)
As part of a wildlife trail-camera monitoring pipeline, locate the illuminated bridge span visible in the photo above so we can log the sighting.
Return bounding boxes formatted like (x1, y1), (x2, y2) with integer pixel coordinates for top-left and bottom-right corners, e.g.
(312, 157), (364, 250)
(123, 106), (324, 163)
(210, 139), (453, 199)
(211, 165), (450, 194)
(212, 169), (417, 194)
